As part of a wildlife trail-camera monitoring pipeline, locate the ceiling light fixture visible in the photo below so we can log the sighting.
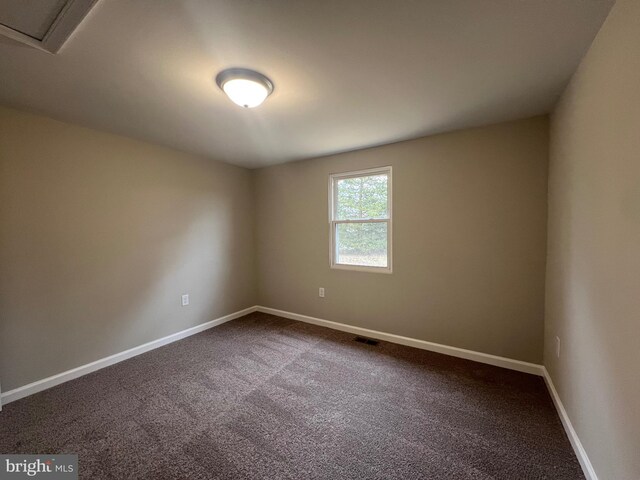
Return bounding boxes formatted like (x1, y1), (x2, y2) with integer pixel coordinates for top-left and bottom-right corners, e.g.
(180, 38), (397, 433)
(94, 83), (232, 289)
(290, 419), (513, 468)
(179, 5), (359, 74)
(215, 68), (274, 108)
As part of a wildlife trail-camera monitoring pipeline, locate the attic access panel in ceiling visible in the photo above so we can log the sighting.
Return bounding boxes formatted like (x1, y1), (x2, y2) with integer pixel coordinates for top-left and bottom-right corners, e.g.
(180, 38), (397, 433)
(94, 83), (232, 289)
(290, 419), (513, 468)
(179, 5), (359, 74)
(0, 0), (97, 53)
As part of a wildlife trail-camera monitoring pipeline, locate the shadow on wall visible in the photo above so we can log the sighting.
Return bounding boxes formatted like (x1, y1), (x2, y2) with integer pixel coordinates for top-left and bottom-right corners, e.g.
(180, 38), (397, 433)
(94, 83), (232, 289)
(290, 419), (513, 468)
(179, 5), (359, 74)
(0, 110), (255, 392)
(547, 166), (640, 476)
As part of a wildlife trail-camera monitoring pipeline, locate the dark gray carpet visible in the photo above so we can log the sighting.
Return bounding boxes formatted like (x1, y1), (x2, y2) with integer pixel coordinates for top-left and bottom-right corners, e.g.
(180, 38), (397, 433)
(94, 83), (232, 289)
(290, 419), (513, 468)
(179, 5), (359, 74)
(0, 312), (583, 479)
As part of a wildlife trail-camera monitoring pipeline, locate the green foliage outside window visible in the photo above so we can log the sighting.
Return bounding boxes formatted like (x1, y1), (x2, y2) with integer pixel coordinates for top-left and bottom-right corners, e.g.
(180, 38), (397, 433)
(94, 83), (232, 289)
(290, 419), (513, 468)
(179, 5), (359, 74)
(336, 175), (388, 255)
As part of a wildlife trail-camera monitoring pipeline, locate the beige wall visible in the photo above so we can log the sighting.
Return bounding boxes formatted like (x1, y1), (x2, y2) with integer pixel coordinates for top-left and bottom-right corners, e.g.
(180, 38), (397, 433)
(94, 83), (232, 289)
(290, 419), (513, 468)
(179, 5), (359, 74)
(0, 108), (549, 395)
(546, 1), (640, 478)
(0, 106), (256, 391)
(255, 117), (549, 363)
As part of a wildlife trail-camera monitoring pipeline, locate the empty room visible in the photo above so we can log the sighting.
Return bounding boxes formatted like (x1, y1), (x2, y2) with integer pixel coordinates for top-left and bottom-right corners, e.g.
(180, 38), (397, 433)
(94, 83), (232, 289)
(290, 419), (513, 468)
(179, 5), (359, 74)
(0, 0), (638, 479)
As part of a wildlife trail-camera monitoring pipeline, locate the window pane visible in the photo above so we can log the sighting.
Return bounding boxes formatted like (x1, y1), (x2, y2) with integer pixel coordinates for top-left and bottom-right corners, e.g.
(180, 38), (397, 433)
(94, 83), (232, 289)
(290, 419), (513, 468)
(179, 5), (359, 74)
(336, 222), (387, 267)
(336, 174), (388, 220)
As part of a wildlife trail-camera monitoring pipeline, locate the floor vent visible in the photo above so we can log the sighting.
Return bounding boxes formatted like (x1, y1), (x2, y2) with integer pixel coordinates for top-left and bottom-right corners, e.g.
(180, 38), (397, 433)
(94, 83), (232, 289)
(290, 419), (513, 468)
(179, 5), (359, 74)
(354, 336), (379, 346)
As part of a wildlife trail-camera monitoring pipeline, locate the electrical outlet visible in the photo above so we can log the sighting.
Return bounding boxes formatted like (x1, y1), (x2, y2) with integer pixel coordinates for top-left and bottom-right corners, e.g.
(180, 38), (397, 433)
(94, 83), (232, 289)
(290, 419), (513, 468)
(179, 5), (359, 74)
(555, 336), (560, 358)
(181, 294), (190, 306)
(319, 287), (325, 298)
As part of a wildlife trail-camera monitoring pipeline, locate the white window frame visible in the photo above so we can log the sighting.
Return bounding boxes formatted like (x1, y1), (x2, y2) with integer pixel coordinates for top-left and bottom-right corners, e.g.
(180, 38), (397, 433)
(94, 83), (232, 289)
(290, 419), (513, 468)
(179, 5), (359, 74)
(329, 166), (392, 273)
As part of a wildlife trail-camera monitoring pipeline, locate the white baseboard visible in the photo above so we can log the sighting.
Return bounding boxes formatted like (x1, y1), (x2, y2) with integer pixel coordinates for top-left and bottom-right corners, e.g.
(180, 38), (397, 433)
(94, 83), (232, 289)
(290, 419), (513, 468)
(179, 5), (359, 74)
(255, 306), (544, 376)
(542, 368), (598, 480)
(0, 306), (258, 407)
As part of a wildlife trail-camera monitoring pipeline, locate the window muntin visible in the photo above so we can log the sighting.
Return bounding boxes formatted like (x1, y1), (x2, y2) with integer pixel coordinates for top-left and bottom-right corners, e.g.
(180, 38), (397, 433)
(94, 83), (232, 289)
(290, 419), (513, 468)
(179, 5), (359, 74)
(329, 167), (392, 272)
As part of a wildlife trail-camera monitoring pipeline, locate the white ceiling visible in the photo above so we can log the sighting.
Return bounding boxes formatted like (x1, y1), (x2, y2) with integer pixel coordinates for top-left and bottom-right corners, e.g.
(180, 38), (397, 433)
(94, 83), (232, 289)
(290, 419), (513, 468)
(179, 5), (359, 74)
(0, 0), (614, 168)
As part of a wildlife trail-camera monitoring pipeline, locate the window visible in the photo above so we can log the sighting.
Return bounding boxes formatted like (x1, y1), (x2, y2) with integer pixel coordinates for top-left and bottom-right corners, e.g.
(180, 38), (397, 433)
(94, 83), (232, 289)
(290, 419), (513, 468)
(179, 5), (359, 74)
(329, 166), (392, 273)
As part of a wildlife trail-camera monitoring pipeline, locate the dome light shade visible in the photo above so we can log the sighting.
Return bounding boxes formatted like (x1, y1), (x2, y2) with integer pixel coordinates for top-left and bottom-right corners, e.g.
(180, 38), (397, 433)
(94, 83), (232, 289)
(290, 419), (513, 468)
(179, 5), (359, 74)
(215, 68), (274, 108)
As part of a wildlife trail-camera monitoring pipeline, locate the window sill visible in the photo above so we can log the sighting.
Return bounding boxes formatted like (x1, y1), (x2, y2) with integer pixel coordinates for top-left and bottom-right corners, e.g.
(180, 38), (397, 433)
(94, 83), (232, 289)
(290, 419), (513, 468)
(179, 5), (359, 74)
(330, 264), (393, 274)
